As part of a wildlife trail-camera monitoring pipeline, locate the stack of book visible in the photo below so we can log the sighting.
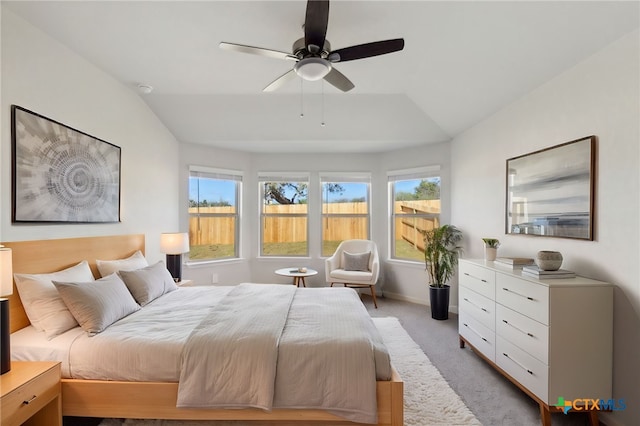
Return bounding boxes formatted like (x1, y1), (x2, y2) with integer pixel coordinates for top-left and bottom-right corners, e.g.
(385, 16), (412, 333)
(494, 257), (535, 269)
(521, 265), (576, 279)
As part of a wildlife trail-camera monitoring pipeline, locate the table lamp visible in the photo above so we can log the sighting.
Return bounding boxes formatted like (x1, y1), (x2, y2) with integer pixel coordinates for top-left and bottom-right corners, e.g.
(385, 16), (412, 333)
(160, 232), (189, 282)
(1, 245), (13, 374)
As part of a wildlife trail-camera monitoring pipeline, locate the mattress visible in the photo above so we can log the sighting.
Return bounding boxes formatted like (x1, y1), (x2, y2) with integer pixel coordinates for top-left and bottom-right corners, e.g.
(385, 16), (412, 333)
(11, 284), (391, 382)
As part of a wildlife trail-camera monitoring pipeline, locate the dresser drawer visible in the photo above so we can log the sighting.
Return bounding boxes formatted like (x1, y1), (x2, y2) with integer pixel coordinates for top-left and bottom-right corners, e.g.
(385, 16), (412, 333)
(1, 364), (60, 426)
(459, 310), (495, 362)
(496, 336), (549, 403)
(459, 262), (495, 300)
(459, 286), (495, 331)
(496, 273), (549, 325)
(496, 304), (549, 365)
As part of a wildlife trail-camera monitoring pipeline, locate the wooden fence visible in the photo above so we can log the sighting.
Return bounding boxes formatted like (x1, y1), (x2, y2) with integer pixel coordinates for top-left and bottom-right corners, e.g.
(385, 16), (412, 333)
(188, 200), (440, 246)
(395, 200), (440, 251)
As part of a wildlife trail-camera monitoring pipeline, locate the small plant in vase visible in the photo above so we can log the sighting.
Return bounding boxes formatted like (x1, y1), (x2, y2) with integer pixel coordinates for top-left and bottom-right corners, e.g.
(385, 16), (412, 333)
(482, 238), (500, 261)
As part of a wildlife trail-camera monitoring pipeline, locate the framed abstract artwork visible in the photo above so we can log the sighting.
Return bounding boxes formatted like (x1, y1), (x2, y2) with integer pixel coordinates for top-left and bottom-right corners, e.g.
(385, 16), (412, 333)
(11, 105), (121, 223)
(505, 136), (595, 240)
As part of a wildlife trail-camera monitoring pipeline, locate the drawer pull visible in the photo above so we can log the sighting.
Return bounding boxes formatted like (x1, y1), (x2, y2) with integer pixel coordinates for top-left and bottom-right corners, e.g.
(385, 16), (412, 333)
(502, 319), (534, 337)
(502, 287), (534, 301)
(503, 352), (533, 375)
(23, 395), (37, 405)
(463, 272), (488, 283)
(463, 297), (488, 313)
(463, 322), (488, 342)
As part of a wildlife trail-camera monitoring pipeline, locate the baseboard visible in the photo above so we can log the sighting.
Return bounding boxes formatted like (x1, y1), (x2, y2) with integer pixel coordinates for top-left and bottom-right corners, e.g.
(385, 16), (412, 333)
(383, 291), (459, 314)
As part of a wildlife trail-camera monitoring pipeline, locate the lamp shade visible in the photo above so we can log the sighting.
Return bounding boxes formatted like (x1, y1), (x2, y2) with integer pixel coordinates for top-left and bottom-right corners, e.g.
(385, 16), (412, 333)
(160, 233), (190, 255)
(0, 247), (13, 297)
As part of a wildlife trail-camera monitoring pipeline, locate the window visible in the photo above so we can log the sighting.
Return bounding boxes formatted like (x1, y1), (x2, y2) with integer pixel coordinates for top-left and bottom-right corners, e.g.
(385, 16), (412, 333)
(320, 173), (371, 256)
(259, 173), (309, 256)
(389, 166), (441, 262)
(188, 166), (242, 261)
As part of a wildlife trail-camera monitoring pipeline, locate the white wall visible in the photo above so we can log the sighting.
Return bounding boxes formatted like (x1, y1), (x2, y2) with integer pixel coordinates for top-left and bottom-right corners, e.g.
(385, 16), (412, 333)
(451, 30), (639, 426)
(0, 9), (180, 263)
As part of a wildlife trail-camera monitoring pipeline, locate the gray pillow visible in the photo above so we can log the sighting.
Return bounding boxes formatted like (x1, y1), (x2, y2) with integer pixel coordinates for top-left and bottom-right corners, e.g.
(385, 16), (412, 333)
(53, 273), (140, 335)
(343, 251), (371, 272)
(118, 261), (178, 306)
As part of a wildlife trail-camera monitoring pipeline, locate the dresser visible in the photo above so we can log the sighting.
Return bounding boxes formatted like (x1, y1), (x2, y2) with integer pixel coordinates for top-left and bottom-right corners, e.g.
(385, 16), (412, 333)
(0, 361), (62, 426)
(458, 259), (612, 426)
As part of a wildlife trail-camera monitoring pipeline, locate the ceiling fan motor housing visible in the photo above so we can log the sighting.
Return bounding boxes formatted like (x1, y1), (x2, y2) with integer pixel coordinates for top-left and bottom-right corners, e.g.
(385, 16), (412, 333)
(292, 37), (331, 59)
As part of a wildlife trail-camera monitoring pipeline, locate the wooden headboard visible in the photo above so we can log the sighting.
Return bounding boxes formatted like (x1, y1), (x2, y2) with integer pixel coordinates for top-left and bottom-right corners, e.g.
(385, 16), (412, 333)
(2, 234), (145, 333)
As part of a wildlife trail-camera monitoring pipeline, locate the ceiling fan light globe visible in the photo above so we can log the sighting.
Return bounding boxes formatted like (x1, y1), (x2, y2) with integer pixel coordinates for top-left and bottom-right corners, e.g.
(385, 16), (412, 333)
(294, 57), (331, 81)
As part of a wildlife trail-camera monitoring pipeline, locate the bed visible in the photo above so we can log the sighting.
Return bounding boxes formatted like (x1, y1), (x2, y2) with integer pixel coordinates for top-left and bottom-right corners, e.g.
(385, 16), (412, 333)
(4, 234), (403, 425)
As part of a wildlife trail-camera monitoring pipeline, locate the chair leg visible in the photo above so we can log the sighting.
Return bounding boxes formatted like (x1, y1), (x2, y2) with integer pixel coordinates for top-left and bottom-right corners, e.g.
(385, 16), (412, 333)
(330, 282), (335, 287)
(369, 285), (378, 309)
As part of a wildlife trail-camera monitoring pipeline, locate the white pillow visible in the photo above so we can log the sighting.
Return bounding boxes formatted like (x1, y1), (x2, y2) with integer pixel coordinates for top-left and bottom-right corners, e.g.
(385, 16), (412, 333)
(96, 250), (148, 277)
(118, 261), (178, 306)
(53, 273), (141, 335)
(14, 261), (95, 338)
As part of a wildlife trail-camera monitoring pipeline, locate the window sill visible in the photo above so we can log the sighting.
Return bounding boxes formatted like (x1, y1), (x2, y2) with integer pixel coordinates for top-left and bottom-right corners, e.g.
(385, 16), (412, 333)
(184, 258), (246, 268)
(385, 258), (425, 269)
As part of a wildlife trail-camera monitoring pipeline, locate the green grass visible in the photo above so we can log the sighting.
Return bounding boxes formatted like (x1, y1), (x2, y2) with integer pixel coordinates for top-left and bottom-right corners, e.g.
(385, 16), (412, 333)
(262, 241), (308, 256)
(189, 243), (235, 260)
(394, 239), (425, 262)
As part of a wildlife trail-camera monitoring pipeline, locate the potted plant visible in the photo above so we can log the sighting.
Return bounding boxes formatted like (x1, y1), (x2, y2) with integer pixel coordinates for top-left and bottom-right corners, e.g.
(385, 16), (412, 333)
(424, 225), (463, 320)
(482, 238), (500, 261)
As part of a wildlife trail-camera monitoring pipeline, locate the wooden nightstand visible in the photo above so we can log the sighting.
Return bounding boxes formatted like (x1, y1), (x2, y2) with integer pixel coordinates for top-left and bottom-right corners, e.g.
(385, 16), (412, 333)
(177, 279), (194, 287)
(1, 361), (62, 426)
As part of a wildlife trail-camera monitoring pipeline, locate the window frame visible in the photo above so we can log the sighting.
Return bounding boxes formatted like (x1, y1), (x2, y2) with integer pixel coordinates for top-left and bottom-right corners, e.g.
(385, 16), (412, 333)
(188, 165), (242, 262)
(388, 166), (441, 263)
(319, 172), (371, 257)
(258, 172), (310, 257)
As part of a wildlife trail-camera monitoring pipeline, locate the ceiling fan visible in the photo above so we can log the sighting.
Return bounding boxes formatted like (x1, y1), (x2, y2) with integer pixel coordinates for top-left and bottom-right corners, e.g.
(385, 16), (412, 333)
(219, 0), (404, 92)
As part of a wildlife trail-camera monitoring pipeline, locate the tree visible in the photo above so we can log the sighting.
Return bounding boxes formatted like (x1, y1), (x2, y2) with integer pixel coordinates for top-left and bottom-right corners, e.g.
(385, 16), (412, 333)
(414, 179), (440, 200)
(264, 182), (345, 205)
(264, 183), (307, 204)
(189, 199), (231, 207)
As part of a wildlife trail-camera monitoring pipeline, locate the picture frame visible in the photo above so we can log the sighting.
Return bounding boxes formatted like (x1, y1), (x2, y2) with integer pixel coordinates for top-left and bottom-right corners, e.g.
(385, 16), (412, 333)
(11, 105), (121, 223)
(505, 136), (595, 240)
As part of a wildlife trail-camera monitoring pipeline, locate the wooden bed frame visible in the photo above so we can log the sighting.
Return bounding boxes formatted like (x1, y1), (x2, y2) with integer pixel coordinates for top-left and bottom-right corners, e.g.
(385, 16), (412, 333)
(4, 234), (403, 426)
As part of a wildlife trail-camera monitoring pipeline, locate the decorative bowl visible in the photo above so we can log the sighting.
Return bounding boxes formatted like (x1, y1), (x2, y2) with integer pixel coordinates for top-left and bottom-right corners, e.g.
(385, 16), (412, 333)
(536, 251), (563, 271)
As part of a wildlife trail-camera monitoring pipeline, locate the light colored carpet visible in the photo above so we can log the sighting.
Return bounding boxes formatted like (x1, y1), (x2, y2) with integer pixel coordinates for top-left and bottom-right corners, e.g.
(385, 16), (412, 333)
(98, 317), (479, 426)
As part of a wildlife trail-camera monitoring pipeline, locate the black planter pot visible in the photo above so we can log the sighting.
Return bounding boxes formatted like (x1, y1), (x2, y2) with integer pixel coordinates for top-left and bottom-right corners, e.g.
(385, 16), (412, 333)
(429, 284), (450, 320)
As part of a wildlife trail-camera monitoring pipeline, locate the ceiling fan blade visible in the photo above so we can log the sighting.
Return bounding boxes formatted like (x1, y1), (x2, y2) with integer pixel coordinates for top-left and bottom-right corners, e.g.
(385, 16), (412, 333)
(328, 38), (405, 63)
(263, 69), (298, 92)
(323, 68), (354, 92)
(219, 42), (298, 61)
(304, 0), (329, 54)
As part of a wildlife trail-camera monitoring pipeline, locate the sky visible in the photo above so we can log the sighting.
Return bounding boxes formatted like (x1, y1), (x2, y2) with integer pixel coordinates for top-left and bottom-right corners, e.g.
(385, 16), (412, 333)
(189, 177), (436, 206)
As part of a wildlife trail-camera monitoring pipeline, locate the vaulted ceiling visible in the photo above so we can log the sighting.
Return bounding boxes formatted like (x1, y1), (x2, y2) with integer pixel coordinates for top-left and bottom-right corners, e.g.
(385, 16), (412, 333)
(4, 1), (639, 153)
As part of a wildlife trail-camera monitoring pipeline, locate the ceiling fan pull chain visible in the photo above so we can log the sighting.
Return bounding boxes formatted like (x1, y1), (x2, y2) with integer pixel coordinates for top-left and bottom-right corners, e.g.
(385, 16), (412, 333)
(300, 78), (304, 118)
(321, 80), (326, 127)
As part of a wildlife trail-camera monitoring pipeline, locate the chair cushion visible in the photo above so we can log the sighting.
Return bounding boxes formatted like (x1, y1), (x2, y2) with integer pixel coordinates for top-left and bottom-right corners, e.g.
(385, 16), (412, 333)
(330, 269), (373, 284)
(343, 251), (371, 271)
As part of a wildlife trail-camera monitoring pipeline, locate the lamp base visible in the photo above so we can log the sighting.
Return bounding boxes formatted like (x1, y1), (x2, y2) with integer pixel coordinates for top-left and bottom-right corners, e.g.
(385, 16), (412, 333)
(1, 298), (10, 374)
(165, 254), (182, 282)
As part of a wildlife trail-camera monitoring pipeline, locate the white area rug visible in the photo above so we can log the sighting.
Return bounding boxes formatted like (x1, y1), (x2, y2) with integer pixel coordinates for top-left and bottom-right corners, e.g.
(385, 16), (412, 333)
(99, 317), (479, 426)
